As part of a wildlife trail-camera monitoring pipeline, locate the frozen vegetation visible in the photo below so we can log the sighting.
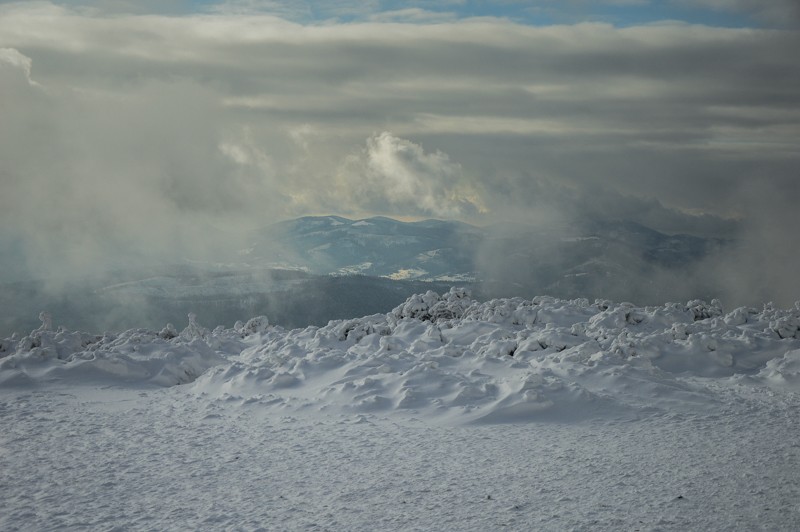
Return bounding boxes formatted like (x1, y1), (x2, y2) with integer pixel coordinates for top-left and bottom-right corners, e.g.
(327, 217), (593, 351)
(2, 289), (800, 530)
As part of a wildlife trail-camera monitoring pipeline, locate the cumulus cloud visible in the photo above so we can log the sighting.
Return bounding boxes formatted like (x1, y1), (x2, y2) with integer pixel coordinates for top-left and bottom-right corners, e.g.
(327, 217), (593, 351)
(333, 132), (486, 219)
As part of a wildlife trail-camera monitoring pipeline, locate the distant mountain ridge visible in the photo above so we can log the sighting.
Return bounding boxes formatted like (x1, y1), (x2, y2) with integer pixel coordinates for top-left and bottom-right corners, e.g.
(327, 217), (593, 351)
(244, 215), (482, 281)
(241, 215), (728, 302)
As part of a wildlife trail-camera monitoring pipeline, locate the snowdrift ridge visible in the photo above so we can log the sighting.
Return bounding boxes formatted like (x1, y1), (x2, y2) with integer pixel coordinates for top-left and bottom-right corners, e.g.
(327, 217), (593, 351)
(2, 289), (800, 423)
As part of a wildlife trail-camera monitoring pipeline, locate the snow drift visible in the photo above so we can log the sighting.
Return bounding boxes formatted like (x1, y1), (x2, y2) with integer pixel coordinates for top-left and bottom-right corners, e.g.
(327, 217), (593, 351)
(2, 289), (799, 423)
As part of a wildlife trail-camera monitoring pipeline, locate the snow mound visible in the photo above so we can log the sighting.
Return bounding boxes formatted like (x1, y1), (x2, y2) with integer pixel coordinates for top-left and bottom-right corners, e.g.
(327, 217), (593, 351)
(0, 314), (227, 387)
(2, 289), (800, 423)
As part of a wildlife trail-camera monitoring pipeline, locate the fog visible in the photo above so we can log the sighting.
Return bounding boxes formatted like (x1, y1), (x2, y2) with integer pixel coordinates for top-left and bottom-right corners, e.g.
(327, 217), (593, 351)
(474, 178), (800, 308)
(1, 2), (798, 331)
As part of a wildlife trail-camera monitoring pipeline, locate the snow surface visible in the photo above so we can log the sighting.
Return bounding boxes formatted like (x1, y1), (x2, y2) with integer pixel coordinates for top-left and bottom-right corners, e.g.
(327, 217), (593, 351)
(2, 289), (800, 530)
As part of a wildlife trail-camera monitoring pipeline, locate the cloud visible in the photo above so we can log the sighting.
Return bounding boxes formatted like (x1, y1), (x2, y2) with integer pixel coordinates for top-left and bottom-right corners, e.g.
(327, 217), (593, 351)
(0, 47), (35, 81)
(0, 48), (278, 281)
(0, 3), (798, 306)
(332, 132), (486, 219)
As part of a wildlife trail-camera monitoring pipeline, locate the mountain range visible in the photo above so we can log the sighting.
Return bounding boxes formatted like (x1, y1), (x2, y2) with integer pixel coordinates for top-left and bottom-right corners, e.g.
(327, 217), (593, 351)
(241, 215), (727, 300)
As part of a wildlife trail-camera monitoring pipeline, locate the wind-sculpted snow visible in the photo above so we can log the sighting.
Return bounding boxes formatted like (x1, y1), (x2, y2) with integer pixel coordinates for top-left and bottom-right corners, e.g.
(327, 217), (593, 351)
(0, 310), (248, 386)
(2, 289), (800, 423)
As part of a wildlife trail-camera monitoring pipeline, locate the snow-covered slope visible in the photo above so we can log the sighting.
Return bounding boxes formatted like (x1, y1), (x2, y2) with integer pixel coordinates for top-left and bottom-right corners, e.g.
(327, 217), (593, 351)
(4, 289), (798, 422)
(247, 215), (482, 281)
(3, 290), (800, 530)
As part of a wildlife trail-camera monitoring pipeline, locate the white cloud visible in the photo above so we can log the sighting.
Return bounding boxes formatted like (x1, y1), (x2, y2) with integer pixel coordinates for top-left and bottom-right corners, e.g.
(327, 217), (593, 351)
(334, 132), (486, 219)
(0, 47), (34, 82)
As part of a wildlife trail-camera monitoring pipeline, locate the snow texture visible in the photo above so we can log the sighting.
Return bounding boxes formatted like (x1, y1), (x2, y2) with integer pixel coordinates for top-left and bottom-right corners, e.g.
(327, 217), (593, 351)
(2, 290), (800, 530)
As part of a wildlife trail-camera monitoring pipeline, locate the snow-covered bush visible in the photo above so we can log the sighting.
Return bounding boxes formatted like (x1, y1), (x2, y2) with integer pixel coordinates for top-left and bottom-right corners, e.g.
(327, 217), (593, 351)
(236, 315), (270, 337)
(181, 313), (209, 340)
(686, 299), (723, 321)
(159, 323), (178, 340)
(390, 287), (474, 324)
(333, 318), (391, 342)
(770, 316), (800, 339)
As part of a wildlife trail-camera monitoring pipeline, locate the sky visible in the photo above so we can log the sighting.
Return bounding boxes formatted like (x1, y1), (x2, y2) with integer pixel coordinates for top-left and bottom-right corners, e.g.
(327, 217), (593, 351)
(0, 0), (799, 297)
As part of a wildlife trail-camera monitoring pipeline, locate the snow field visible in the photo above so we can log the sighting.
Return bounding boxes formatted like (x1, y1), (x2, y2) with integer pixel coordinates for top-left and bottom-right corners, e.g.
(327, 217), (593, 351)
(2, 289), (800, 529)
(1, 386), (798, 531)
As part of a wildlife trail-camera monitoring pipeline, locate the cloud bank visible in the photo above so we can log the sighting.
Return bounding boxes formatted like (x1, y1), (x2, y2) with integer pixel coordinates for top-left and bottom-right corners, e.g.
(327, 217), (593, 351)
(0, 2), (798, 305)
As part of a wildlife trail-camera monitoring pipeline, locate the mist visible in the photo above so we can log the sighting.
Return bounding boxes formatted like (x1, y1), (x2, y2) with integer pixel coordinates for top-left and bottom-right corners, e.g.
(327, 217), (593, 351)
(473, 174), (800, 309)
